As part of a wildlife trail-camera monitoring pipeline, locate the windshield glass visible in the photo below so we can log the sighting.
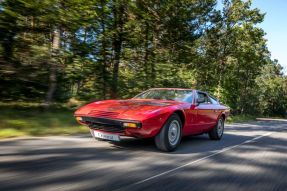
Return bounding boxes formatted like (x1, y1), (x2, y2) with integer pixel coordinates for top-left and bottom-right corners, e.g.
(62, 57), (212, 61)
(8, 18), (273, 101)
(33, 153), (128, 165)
(133, 89), (193, 103)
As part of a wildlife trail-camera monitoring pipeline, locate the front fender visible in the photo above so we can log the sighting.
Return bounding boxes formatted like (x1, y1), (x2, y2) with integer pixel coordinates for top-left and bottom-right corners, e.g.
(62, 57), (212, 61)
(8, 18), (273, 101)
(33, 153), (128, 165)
(140, 105), (186, 138)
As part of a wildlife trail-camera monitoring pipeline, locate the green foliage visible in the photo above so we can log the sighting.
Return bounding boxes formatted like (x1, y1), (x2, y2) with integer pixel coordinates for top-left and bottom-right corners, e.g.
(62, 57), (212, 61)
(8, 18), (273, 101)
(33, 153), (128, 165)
(0, 0), (286, 116)
(256, 61), (287, 116)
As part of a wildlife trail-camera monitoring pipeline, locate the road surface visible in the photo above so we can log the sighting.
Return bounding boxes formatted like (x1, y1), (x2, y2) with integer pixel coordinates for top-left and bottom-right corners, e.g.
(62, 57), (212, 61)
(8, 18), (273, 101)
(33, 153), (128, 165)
(0, 119), (286, 191)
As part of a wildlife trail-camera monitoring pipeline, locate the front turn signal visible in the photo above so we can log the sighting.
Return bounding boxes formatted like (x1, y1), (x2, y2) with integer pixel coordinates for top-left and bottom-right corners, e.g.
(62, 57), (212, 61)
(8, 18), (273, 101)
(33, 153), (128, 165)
(123, 122), (138, 128)
(76, 116), (82, 122)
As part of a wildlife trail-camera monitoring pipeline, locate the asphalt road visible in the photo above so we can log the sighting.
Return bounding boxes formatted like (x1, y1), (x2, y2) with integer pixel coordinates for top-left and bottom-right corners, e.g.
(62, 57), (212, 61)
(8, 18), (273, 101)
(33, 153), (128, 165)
(0, 119), (287, 191)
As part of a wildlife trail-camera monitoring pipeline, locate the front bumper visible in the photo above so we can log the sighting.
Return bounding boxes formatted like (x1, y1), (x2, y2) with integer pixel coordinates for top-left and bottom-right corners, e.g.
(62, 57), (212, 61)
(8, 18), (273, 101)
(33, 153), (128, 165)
(76, 112), (168, 138)
(78, 116), (141, 135)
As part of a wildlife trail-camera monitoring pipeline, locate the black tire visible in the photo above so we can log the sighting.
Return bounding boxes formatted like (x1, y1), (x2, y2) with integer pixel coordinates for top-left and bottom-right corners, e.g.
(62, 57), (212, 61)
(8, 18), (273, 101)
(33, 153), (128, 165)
(208, 116), (224, 140)
(155, 113), (182, 152)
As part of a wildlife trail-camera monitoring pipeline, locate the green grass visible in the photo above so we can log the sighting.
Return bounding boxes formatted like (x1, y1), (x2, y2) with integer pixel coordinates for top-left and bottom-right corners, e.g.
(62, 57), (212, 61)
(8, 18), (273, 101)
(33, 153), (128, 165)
(226, 114), (257, 123)
(0, 105), (88, 139)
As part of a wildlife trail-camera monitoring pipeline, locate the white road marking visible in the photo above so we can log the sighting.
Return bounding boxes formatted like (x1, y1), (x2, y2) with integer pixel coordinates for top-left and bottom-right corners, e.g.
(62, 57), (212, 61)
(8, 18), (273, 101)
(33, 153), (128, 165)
(116, 132), (273, 190)
(256, 118), (287, 122)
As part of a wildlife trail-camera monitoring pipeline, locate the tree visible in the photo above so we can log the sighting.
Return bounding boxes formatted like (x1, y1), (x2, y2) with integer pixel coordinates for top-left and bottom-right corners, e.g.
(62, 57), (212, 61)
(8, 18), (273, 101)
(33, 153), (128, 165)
(195, 0), (269, 114)
(0, 0), (286, 117)
(256, 60), (287, 116)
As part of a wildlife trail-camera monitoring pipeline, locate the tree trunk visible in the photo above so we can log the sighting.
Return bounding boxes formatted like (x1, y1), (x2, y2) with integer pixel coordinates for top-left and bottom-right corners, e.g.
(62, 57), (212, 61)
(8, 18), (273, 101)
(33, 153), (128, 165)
(143, 22), (150, 88)
(101, 33), (107, 99)
(216, 59), (224, 99)
(45, 28), (60, 107)
(111, 2), (124, 98)
(151, 23), (159, 87)
(100, 3), (108, 99)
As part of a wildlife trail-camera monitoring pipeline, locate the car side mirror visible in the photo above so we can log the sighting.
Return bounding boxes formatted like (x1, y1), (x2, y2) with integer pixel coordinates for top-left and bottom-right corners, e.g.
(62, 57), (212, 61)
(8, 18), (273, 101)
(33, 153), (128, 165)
(196, 97), (205, 105)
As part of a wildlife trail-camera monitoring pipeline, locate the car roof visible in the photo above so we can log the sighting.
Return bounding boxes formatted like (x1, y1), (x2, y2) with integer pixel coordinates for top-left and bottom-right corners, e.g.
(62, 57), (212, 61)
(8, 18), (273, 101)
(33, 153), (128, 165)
(146, 88), (218, 101)
(149, 88), (209, 95)
(150, 88), (194, 91)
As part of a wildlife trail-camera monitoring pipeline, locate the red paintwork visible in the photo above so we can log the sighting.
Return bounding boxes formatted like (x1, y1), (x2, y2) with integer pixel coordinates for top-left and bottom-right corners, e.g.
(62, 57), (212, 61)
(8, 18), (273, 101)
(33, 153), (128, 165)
(74, 89), (230, 138)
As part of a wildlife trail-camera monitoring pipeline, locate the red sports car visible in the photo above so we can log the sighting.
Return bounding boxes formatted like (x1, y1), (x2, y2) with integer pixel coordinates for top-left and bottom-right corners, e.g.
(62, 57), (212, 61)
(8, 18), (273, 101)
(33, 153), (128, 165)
(74, 88), (230, 151)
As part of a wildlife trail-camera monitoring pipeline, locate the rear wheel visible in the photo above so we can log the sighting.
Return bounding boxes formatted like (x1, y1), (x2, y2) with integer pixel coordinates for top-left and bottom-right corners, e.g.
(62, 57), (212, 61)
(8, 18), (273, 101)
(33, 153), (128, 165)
(155, 113), (182, 152)
(208, 117), (224, 140)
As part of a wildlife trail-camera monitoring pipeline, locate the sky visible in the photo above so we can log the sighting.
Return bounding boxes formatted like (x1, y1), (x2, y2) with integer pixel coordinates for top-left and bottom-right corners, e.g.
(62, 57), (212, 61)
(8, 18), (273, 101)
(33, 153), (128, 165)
(252, 0), (287, 74)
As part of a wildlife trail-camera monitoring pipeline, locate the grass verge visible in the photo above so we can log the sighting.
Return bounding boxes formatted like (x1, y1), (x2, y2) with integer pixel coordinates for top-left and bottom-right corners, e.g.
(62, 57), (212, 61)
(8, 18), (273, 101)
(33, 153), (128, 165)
(0, 106), (88, 139)
(226, 114), (257, 123)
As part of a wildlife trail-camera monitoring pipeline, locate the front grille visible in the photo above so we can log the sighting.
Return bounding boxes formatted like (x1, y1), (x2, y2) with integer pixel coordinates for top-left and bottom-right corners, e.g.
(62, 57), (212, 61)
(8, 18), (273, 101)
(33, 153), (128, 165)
(82, 117), (124, 133)
(88, 110), (119, 118)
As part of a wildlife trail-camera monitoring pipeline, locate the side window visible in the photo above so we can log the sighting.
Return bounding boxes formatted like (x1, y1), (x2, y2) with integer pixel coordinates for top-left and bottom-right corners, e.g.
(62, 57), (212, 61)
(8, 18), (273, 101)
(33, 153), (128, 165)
(184, 93), (193, 103)
(209, 96), (219, 104)
(197, 92), (212, 104)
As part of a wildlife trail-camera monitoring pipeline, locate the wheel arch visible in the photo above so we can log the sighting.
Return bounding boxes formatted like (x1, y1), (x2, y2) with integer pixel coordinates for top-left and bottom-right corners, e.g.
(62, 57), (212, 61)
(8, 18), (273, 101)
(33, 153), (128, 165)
(155, 109), (186, 137)
(173, 110), (185, 127)
(220, 113), (226, 121)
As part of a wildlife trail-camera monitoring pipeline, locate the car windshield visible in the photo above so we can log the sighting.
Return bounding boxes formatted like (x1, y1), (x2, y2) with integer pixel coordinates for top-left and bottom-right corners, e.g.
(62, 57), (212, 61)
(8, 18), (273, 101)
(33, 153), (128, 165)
(133, 89), (193, 103)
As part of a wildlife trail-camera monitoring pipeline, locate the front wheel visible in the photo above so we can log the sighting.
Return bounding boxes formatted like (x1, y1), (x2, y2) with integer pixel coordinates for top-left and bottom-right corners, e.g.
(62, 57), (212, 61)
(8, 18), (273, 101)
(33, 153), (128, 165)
(155, 113), (182, 152)
(208, 117), (224, 140)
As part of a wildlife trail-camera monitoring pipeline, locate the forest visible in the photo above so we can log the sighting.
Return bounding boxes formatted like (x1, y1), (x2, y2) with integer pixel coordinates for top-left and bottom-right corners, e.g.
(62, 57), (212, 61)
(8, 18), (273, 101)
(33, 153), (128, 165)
(1, 0), (287, 116)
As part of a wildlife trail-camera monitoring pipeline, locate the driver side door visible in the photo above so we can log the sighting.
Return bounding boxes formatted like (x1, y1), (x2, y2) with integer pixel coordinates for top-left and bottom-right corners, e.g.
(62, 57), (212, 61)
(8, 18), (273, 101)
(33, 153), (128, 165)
(194, 91), (217, 131)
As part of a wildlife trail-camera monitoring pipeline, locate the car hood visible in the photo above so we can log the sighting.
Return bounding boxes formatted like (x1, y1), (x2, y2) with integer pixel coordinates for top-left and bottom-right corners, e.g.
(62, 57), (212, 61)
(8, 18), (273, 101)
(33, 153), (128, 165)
(74, 99), (182, 120)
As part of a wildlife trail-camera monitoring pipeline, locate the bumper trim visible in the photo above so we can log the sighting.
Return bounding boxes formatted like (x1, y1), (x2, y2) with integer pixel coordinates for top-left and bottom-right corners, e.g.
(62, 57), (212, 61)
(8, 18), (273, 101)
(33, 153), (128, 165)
(81, 116), (141, 133)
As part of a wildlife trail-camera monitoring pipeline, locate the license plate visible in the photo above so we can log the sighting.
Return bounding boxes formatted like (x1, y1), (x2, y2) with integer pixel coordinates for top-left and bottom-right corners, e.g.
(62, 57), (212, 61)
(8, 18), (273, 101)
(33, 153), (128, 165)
(93, 130), (120, 142)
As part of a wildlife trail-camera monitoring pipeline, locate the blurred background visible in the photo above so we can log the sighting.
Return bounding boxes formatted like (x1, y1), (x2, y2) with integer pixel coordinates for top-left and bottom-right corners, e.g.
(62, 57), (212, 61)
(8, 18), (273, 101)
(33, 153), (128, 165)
(0, 0), (286, 138)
